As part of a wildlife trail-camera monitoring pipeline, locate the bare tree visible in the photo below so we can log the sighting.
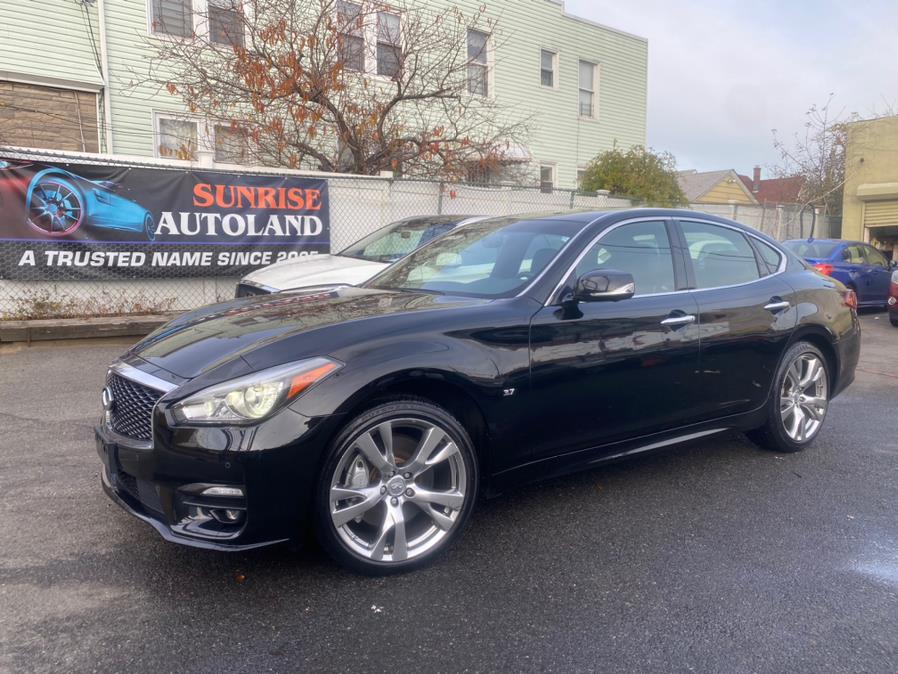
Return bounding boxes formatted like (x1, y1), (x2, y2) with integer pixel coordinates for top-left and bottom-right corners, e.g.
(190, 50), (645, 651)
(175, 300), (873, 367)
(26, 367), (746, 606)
(141, 0), (530, 179)
(772, 95), (856, 214)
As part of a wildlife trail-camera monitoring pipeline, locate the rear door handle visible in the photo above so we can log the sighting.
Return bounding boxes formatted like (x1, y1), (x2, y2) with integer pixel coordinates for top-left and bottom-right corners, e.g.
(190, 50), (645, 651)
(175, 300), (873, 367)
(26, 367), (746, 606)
(660, 314), (696, 328)
(764, 299), (791, 313)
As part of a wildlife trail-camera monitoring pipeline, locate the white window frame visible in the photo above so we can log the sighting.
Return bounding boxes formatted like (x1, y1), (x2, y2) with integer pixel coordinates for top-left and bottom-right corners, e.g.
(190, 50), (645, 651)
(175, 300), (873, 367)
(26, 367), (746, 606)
(539, 163), (557, 193)
(212, 122), (250, 165)
(578, 59), (599, 120)
(335, 0), (366, 73)
(146, 0), (247, 46)
(540, 48), (558, 90)
(576, 166), (588, 190)
(153, 112), (211, 164)
(375, 10), (403, 80)
(467, 29), (493, 98)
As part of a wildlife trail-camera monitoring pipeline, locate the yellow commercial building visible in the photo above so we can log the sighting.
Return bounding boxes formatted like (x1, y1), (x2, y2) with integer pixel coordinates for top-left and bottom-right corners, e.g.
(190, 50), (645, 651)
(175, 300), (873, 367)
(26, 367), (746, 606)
(842, 115), (898, 260)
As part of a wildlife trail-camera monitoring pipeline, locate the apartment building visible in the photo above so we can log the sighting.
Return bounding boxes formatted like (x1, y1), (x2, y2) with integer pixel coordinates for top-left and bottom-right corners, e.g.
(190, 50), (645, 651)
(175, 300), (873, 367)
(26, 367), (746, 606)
(0, 0), (647, 189)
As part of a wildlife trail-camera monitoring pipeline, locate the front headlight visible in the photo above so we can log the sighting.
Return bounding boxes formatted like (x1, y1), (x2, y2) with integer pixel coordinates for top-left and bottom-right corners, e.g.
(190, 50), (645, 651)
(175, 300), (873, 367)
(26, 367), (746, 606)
(170, 357), (341, 425)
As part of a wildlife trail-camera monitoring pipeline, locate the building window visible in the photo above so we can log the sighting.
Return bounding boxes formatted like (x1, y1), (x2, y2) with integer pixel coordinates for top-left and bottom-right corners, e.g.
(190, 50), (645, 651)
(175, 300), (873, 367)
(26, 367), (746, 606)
(540, 164), (555, 193)
(209, 0), (243, 47)
(214, 124), (247, 163)
(577, 168), (587, 190)
(150, 0), (194, 38)
(157, 117), (198, 160)
(377, 12), (401, 79)
(467, 30), (489, 96)
(336, 0), (365, 72)
(540, 49), (557, 88)
(579, 60), (597, 118)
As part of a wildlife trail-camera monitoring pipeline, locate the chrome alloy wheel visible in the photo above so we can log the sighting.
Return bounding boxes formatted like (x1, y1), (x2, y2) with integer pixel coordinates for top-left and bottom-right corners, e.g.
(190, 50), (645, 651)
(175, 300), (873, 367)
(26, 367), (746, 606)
(329, 418), (468, 563)
(780, 353), (828, 443)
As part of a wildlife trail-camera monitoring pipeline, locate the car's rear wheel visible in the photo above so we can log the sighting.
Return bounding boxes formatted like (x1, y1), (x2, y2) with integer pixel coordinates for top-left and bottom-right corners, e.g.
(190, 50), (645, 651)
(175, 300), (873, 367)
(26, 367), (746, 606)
(27, 177), (84, 236)
(315, 399), (478, 575)
(890, 315), (898, 327)
(747, 341), (830, 453)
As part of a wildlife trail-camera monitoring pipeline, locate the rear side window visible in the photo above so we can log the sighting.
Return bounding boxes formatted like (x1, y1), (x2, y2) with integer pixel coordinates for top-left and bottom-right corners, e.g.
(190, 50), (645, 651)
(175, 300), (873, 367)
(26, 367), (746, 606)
(754, 239), (783, 275)
(681, 221), (760, 289)
(863, 245), (888, 268)
(842, 246), (865, 265)
(576, 220), (676, 295)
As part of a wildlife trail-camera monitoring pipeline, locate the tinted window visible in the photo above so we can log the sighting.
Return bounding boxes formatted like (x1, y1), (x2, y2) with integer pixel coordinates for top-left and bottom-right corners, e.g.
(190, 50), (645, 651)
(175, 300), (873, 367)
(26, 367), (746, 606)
(576, 220), (676, 295)
(682, 221), (760, 289)
(782, 240), (839, 259)
(754, 239), (783, 275)
(863, 246), (888, 268)
(367, 218), (578, 298)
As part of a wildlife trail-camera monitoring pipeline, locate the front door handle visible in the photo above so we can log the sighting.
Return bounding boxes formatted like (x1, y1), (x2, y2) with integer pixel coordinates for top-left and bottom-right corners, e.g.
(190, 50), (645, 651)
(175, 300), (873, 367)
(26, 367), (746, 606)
(660, 314), (696, 328)
(764, 299), (791, 313)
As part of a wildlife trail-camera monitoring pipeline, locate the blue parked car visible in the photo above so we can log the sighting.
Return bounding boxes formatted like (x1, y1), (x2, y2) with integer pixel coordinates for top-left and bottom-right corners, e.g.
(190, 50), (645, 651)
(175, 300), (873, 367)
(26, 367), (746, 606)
(783, 238), (896, 309)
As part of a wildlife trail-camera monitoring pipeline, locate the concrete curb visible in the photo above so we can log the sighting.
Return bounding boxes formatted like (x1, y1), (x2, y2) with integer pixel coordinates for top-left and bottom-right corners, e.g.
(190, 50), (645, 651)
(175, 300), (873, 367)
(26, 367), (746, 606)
(0, 313), (178, 343)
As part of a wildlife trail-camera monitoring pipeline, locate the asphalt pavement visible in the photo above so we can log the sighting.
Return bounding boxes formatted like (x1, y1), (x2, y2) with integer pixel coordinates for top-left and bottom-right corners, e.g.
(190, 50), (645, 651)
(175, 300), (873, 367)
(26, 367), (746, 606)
(1, 313), (896, 673)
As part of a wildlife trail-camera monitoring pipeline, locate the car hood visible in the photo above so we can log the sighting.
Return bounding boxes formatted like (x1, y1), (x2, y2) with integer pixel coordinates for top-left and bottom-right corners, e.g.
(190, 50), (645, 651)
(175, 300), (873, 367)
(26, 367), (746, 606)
(242, 254), (386, 291)
(131, 287), (485, 379)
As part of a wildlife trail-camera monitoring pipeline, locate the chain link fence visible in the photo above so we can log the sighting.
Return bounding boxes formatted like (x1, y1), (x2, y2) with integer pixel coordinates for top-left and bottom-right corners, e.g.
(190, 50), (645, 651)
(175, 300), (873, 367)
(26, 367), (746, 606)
(0, 148), (836, 320)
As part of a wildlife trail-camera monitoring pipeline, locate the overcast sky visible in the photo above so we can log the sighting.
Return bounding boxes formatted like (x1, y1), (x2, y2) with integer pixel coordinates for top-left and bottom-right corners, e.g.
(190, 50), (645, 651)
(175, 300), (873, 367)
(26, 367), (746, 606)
(565, 0), (898, 176)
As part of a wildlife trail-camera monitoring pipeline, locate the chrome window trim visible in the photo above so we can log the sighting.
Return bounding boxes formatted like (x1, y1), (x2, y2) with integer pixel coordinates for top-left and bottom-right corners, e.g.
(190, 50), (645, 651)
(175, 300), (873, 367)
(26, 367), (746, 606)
(545, 215), (789, 306)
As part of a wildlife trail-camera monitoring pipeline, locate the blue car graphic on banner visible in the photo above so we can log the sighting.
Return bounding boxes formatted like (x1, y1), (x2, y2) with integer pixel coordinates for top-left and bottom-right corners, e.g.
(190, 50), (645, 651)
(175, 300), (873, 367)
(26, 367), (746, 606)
(25, 166), (156, 240)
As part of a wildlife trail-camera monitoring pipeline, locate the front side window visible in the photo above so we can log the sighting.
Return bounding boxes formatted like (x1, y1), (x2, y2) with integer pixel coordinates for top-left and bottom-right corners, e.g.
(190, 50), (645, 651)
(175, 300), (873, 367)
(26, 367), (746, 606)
(151, 0), (193, 37)
(158, 117), (198, 159)
(579, 60), (596, 118)
(467, 30), (489, 96)
(209, 0), (243, 46)
(367, 218), (579, 298)
(540, 49), (556, 88)
(863, 245), (888, 268)
(682, 221), (760, 289)
(842, 245), (865, 265)
(377, 12), (401, 79)
(336, 0), (365, 72)
(576, 220), (676, 296)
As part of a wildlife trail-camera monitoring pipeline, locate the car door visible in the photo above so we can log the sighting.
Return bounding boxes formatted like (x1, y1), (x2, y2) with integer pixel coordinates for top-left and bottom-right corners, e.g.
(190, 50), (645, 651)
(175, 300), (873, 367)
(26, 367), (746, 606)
(527, 218), (702, 461)
(677, 219), (797, 418)
(861, 244), (892, 303)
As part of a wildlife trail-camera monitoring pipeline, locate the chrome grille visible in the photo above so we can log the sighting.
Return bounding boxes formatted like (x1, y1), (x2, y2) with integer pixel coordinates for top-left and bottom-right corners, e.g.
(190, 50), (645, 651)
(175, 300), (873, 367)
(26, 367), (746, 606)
(107, 372), (162, 441)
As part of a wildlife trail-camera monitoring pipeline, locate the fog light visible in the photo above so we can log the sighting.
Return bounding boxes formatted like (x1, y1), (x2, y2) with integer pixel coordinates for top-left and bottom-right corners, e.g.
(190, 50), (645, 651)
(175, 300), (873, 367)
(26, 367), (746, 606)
(225, 510), (242, 522)
(202, 486), (245, 497)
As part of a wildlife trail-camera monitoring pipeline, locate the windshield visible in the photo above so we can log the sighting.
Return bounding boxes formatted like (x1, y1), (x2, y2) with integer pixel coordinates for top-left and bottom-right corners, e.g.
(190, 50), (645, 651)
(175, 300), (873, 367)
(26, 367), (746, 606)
(340, 217), (465, 263)
(365, 217), (580, 298)
(783, 240), (839, 260)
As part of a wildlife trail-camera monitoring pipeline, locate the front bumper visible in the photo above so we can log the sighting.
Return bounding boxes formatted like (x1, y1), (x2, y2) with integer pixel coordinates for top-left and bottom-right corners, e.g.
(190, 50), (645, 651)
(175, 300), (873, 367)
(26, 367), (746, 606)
(95, 410), (334, 551)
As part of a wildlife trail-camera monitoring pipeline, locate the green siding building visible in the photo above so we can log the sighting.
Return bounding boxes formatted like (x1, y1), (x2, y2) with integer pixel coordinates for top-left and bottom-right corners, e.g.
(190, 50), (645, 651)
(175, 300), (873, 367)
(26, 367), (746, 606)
(0, 0), (647, 188)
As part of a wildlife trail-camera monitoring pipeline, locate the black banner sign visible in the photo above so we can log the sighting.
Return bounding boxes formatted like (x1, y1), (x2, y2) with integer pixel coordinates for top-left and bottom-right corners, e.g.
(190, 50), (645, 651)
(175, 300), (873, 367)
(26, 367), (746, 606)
(0, 158), (330, 280)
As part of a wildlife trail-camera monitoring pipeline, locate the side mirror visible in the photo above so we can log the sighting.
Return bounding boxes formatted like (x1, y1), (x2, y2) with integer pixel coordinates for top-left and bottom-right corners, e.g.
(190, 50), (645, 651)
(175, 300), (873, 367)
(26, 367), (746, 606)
(574, 269), (635, 302)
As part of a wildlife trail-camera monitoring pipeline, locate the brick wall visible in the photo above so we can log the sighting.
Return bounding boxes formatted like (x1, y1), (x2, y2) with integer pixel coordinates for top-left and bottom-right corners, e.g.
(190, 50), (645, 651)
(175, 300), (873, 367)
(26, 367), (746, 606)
(0, 81), (99, 153)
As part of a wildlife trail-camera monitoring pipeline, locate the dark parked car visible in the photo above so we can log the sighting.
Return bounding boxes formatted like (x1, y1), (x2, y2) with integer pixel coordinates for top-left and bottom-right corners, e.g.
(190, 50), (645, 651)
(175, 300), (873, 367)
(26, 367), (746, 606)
(96, 209), (860, 574)
(889, 269), (898, 326)
(783, 238), (896, 308)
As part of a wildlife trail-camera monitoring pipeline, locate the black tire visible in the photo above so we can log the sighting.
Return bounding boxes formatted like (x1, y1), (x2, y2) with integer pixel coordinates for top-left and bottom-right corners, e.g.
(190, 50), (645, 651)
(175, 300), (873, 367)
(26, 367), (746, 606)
(890, 315), (898, 328)
(747, 341), (830, 453)
(314, 398), (478, 575)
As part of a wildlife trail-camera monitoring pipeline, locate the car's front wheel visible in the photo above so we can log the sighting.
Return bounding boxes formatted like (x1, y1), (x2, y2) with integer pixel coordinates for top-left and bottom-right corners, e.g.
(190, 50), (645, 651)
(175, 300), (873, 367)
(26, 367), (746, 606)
(315, 399), (478, 575)
(747, 341), (830, 453)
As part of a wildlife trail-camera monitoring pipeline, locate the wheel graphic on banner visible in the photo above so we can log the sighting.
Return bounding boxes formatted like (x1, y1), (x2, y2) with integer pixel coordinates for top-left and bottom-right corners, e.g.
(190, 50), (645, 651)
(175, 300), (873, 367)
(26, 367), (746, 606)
(27, 178), (84, 236)
(144, 213), (156, 241)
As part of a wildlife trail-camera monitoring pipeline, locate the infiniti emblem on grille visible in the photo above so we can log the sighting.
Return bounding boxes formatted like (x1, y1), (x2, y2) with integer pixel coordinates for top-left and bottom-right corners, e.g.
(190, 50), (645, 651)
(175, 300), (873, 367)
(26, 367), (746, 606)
(101, 386), (115, 412)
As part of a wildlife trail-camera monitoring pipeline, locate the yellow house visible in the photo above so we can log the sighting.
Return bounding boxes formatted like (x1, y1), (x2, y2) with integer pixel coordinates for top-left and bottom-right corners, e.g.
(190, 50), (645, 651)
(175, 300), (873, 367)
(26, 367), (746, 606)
(677, 169), (758, 205)
(842, 115), (898, 258)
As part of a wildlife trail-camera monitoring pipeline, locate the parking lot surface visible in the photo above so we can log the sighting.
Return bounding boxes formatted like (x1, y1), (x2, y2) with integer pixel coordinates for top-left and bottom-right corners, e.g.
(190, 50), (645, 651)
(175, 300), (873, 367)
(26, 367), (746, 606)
(1, 313), (896, 673)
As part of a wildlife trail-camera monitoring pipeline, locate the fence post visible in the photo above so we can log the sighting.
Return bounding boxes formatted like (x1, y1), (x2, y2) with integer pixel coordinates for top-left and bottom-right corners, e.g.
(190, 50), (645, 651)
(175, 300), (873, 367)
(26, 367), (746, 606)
(569, 189), (576, 210)
(437, 181), (445, 215)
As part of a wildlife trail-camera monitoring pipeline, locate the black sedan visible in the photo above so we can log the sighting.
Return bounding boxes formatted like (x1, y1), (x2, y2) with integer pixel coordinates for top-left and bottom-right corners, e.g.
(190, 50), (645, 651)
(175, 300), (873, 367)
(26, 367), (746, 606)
(95, 209), (860, 574)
